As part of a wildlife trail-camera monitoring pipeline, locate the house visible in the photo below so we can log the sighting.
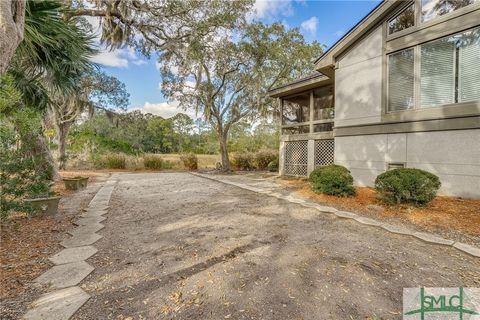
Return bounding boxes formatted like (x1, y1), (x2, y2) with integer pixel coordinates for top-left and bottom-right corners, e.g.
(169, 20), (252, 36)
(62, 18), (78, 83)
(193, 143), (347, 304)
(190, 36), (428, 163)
(269, 0), (480, 198)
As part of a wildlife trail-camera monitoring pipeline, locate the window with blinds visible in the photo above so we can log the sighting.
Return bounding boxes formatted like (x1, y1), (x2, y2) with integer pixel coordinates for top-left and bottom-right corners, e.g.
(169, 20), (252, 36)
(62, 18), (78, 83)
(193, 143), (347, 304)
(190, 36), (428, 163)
(388, 49), (415, 111)
(387, 26), (480, 112)
(458, 30), (480, 103)
(420, 38), (455, 107)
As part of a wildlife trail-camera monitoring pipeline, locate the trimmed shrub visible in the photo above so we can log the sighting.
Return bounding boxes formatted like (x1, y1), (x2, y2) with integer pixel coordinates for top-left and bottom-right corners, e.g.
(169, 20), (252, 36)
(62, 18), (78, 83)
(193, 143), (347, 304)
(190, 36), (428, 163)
(255, 150), (278, 170)
(232, 152), (255, 170)
(105, 154), (126, 169)
(309, 164), (355, 196)
(180, 153), (198, 170)
(375, 168), (440, 205)
(267, 158), (279, 172)
(143, 155), (164, 170)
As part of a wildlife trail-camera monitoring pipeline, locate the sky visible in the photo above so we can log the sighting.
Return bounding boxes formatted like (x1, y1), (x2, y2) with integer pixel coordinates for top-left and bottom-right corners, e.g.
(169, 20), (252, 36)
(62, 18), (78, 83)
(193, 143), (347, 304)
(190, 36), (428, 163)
(90, 0), (381, 118)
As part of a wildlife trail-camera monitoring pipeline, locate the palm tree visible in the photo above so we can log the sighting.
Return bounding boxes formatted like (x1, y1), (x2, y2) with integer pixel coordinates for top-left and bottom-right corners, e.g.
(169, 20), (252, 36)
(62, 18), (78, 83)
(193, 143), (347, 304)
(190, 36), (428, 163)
(7, 0), (95, 179)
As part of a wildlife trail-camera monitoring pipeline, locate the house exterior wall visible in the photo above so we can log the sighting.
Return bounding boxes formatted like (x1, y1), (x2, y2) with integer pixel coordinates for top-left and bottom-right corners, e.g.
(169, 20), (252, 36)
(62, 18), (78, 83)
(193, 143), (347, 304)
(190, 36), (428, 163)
(275, 2), (480, 198)
(335, 26), (384, 127)
(334, 129), (480, 198)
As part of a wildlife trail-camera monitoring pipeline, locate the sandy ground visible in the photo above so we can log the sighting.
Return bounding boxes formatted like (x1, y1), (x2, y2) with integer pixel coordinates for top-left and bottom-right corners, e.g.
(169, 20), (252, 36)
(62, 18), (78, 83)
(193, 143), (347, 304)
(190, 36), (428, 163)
(72, 172), (479, 320)
(209, 173), (480, 246)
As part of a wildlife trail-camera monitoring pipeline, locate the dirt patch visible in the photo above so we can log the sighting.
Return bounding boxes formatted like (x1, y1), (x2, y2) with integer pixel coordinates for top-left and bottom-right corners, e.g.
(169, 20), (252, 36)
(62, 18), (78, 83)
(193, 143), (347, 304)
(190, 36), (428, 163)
(71, 173), (479, 320)
(0, 172), (107, 319)
(277, 178), (480, 243)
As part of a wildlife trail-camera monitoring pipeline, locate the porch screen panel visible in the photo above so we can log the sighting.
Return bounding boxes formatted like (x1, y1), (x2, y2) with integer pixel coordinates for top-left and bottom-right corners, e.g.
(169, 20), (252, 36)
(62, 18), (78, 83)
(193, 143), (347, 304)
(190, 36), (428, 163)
(284, 141), (308, 176)
(420, 38), (455, 107)
(388, 49), (414, 111)
(458, 28), (480, 103)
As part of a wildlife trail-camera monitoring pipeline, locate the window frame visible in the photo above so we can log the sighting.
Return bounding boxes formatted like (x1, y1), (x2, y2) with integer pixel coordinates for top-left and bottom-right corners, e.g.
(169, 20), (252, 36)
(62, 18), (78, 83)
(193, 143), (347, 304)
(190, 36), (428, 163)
(383, 1), (480, 120)
(280, 87), (335, 136)
(386, 0), (480, 43)
(385, 26), (480, 115)
(420, 0), (478, 24)
(387, 1), (416, 36)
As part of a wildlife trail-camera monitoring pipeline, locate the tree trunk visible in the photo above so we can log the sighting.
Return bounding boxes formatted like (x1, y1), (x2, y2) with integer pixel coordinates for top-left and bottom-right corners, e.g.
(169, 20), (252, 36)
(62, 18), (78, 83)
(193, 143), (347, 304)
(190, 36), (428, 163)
(217, 129), (230, 171)
(0, 0), (26, 75)
(57, 122), (71, 170)
(33, 133), (61, 181)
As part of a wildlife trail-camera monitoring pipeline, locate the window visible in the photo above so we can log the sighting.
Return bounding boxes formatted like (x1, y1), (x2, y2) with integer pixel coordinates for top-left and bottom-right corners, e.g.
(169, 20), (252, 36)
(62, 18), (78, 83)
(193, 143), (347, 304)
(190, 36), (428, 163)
(420, 37), (455, 107)
(282, 93), (310, 124)
(387, 27), (480, 111)
(421, 0), (477, 22)
(388, 3), (415, 34)
(388, 49), (415, 111)
(313, 86), (334, 120)
(457, 29), (480, 102)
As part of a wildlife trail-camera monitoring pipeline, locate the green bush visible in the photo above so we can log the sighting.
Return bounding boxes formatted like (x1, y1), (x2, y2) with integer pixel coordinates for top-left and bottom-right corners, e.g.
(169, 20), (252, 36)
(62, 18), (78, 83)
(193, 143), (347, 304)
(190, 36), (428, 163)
(105, 154), (126, 169)
(255, 150), (278, 170)
(161, 160), (175, 169)
(375, 168), (440, 205)
(143, 155), (164, 170)
(267, 158), (279, 172)
(180, 153), (198, 170)
(0, 108), (53, 219)
(309, 164), (355, 196)
(232, 152), (255, 170)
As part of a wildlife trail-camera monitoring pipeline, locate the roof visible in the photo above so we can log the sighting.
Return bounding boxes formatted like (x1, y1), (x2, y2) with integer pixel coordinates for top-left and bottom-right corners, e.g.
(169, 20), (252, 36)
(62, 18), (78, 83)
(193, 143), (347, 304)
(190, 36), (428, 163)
(314, 0), (385, 65)
(268, 0), (402, 99)
(314, 0), (401, 71)
(268, 73), (331, 98)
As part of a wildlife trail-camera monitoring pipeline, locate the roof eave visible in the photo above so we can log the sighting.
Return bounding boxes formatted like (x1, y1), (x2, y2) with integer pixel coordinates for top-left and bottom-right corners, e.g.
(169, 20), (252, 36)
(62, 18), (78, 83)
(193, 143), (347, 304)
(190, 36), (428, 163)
(268, 75), (332, 98)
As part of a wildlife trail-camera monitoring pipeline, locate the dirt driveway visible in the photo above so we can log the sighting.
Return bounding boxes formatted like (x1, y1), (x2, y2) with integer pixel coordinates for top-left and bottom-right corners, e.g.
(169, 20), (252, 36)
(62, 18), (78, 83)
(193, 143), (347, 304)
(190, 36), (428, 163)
(73, 172), (479, 319)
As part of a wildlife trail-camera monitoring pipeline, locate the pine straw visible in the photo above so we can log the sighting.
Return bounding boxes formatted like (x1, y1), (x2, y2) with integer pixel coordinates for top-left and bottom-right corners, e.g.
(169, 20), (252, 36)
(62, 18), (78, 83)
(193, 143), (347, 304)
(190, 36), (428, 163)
(278, 179), (480, 237)
(1, 171), (102, 299)
(0, 213), (74, 299)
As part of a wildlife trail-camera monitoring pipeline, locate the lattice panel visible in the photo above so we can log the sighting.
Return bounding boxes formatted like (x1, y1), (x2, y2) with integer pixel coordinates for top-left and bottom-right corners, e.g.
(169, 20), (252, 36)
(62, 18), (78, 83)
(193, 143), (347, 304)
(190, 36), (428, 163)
(314, 139), (334, 167)
(284, 140), (308, 176)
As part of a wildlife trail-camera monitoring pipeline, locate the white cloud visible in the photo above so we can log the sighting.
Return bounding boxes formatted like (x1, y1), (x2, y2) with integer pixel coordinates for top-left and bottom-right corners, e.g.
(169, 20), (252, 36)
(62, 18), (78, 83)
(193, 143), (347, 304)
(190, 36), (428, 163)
(85, 16), (146, 68)
(250, 0), (294, 20)
(90, 50), (129, 68)
(134, 101), (198, 119)
(301, 16), (318, 35)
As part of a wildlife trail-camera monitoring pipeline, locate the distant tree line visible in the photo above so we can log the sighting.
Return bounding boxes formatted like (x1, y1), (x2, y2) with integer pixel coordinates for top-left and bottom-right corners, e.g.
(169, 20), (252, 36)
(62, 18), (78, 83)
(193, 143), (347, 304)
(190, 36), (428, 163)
(66, 110), (279, 157)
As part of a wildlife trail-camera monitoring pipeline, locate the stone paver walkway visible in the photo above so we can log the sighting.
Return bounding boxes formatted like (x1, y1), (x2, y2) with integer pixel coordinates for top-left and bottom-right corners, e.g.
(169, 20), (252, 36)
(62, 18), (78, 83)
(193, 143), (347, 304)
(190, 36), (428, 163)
(23, 179), (116, 320)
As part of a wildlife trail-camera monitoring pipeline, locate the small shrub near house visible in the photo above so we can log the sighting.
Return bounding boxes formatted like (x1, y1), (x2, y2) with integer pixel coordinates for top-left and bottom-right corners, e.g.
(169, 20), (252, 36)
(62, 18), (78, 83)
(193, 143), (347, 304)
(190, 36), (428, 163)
(105, 154), (126, 169)
(232, 152), (255, 170)
(180, 153), (198, 170)
(267, 158), (279, 172)
(375, 168), (440, 205)
(254, 150), (278, 170)
(143, 155), (164, 170)
(309, 164), (355, 196)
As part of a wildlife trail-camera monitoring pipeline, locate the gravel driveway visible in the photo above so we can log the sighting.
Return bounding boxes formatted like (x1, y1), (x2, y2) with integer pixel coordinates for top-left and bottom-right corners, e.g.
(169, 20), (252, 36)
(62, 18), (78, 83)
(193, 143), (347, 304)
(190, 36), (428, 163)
(73, 172), (479, 319)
